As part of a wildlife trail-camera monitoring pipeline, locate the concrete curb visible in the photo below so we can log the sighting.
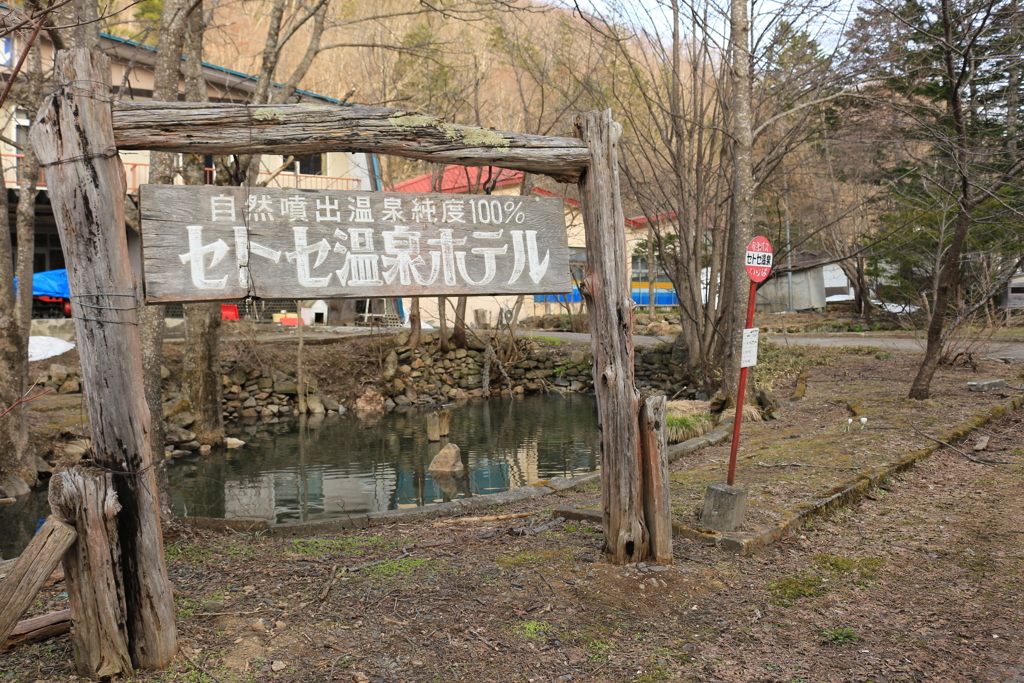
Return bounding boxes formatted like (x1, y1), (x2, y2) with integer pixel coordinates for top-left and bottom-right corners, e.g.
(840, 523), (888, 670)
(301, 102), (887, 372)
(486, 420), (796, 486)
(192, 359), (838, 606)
(183, 471), (606, 537)
(710, 393), (1024, 555)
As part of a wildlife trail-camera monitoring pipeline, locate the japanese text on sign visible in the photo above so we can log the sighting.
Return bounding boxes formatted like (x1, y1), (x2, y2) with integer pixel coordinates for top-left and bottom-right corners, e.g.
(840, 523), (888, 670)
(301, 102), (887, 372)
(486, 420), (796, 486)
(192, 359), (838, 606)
(740, 328), (759, 368)
(139, 186), (572, 303)
(744, 236), (773, 283)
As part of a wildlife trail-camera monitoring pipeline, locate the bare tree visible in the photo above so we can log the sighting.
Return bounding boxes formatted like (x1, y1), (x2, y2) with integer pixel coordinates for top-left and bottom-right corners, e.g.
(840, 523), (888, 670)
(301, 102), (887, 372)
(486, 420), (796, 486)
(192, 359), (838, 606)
(0, 6), (47, 489)
(180, 0), (225, 446)
(574, 0), (852, 395)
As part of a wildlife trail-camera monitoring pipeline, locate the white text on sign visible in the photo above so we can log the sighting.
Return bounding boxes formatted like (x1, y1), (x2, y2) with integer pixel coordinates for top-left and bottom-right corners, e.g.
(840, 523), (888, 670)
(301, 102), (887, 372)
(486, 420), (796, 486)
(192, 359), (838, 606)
(139, 186), (572, 303)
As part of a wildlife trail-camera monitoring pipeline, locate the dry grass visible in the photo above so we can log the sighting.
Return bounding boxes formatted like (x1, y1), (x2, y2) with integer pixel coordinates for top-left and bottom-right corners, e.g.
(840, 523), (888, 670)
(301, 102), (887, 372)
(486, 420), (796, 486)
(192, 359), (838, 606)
(665, 400), (714, 442)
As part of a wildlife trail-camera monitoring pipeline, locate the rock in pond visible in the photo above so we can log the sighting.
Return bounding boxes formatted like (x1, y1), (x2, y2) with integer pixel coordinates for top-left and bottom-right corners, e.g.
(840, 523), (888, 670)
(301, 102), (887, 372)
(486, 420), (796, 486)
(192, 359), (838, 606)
(427, 443), (465, 476)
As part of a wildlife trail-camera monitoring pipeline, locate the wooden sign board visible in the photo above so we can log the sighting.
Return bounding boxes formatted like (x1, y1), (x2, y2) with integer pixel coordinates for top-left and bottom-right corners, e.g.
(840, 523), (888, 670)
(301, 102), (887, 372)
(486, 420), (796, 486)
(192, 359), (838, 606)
(139, 185), (571, 303)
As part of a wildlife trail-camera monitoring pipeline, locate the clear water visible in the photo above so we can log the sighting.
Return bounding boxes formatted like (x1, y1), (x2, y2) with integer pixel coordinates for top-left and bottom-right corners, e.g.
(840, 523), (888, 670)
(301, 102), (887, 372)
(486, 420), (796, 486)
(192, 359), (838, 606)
(167, 394), (600, 524)
(0, 394), (600, 558)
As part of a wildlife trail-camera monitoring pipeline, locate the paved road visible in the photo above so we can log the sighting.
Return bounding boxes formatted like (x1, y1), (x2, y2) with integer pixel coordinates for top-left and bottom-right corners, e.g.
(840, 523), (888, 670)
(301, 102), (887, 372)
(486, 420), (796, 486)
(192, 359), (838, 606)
(764, 332), (1024, 361)
(219, 323), (1024, 361)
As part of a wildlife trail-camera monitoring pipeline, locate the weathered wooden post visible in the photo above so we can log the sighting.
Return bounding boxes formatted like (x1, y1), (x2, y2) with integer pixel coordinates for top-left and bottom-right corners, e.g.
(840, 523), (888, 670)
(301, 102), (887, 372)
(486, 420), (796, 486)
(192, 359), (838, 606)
(426, 413), (442, 442)
(575, 109), (649, 564)
(640, 395), (672, 564)
(438, 409), (450, 437)
(30, 49), (177, 669)
(0, 517), (77, 646)
(49, 465), (133, 678)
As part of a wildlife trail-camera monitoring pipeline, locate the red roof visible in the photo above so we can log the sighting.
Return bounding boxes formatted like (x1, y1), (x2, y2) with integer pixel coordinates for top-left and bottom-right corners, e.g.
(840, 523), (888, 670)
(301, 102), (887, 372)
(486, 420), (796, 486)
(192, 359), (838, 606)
(387, 166), (523, 193)
(386, 166), (668, 229)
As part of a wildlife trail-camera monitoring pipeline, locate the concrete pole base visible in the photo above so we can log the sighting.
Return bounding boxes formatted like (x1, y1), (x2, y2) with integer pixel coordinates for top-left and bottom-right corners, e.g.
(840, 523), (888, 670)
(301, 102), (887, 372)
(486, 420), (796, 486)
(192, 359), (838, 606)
(701, 482), (748, 532)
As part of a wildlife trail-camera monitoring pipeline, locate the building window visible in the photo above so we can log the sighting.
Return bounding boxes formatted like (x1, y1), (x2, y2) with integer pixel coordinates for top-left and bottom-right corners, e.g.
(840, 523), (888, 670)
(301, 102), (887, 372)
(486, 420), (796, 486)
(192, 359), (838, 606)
(568, 247), (586, 282)
(296, 154), (323, 176)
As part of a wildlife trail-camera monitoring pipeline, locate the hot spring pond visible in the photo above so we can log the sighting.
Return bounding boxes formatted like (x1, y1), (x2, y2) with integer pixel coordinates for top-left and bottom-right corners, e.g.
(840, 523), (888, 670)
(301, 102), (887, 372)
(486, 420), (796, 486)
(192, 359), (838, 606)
(167, 393), (600, 524)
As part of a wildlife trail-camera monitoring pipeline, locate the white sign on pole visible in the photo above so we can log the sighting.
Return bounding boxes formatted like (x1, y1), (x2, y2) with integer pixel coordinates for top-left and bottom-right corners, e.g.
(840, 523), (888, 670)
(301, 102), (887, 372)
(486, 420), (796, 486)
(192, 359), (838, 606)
(740, 328), (759, 368)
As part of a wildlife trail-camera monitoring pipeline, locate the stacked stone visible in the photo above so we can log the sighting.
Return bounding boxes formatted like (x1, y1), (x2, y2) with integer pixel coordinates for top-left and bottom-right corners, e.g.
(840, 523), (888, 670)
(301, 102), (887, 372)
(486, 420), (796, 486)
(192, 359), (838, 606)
(40, 363), (81, 394)
(381, 332), (598, 404)
(633, 342), (701, 399)
(219, 366), (342, 420)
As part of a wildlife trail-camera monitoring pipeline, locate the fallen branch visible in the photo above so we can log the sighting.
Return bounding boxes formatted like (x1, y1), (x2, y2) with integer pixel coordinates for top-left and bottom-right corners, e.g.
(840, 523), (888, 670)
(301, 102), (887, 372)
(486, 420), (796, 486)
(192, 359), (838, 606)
(535, 570), (555, 595)
(510, 516), (565, 536)
(469, 628), (500, 651)
(1, 610), (70, 652)
(442, 511), (540, 524)
(318, 564), (338, 601)
(346, 551), (410, 573)
(911, 424), (1009, 465)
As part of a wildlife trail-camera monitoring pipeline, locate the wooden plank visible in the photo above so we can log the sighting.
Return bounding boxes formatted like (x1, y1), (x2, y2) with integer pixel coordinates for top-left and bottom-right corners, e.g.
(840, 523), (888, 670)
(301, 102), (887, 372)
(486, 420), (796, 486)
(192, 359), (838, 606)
(426, 414), (441, 442)
(139, 185), (572, 303)
(575, 110), (647, 565)
(30, 48), (177, 671)
(111, 102), (590, 183)
(1, 609), (71, 652)
(49, 466), (132, 678)
(0, 517), (77, 646)
(640, 395), (672, 565)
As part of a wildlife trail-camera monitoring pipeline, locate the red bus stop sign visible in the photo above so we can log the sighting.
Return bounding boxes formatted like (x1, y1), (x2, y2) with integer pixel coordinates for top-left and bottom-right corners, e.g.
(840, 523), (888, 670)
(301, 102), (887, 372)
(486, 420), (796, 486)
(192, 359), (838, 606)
(745, 236), (773, 283)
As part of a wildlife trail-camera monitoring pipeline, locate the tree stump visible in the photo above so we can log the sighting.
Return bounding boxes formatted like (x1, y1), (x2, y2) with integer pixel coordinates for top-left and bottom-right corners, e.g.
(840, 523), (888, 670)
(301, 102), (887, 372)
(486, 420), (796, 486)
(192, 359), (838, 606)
(49, 465), (132, 679)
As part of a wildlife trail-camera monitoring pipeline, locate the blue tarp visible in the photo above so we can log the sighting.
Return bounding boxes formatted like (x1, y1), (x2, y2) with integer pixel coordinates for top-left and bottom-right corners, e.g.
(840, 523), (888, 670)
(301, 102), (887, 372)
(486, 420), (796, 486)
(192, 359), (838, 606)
(534, 285), (680, 306)
(13, 269), (70, 298)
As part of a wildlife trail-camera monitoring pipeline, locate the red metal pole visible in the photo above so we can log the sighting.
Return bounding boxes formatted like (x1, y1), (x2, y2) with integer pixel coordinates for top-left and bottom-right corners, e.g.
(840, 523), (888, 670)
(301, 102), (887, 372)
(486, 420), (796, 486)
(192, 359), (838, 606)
(727, 280), (758, 486)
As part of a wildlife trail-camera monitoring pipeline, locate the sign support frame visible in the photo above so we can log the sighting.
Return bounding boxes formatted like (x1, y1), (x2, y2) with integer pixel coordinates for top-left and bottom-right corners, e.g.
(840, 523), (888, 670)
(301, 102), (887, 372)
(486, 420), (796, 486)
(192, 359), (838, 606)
(27, 52), (658, 683)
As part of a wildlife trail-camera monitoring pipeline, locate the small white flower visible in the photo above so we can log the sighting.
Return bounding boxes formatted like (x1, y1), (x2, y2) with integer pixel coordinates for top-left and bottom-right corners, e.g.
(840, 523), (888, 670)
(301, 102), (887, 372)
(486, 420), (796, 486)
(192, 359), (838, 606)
(860, 417), (868, 430)
(844, 418), (852, 432)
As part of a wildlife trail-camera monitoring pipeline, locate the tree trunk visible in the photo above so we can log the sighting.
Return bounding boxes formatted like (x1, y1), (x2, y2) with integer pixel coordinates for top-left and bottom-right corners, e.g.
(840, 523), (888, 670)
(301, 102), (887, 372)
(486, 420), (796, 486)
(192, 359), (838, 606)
(908, 207), (972, 399)
(722, 0), (755, 400)
(182, 304), (223, 443)
(180, 3), (224, 445)
(138, 306), (172, 523)
(438, 297), (450, 353)
(453, 296), (468, 349)
(908, 0), (978, 401)
(297, 300), (307, 414)
(31, 49), (177, 670)
(575, 110), (647, 565)
(647, 226), (657, 320)
(409, 298), (421, 349)
(0, 40), (42, 487)
(0, 169), (32, 489)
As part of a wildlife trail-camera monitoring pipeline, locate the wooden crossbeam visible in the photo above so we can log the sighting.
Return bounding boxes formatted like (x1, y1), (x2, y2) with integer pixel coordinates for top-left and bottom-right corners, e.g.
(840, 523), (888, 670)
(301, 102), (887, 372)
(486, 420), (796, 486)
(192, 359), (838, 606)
(110, 102), (590, 182)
